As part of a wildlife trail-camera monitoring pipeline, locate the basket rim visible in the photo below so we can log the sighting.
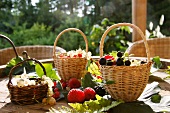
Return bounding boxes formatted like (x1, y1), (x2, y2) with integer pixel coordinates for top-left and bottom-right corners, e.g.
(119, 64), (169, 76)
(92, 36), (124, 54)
(99, 23), (151, 63)
(7, 58), (46, 87)
(53, 28), (88, 57)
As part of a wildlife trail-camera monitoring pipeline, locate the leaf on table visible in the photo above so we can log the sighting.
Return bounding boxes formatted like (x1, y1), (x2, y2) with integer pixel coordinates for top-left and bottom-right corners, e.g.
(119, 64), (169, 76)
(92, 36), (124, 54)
(152, 56), (162, 69)
(68, 95), (123, 113)
(81, 72), (97, 89)
(109, 101), (155, 113)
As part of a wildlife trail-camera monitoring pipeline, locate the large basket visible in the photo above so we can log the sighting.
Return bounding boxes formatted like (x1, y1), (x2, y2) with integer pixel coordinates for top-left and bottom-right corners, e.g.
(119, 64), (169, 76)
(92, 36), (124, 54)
(99, 23), (152, 102)
(7, 58), (48, 105)
(0, 34), (19, 75)
(53, 28), (88, 81)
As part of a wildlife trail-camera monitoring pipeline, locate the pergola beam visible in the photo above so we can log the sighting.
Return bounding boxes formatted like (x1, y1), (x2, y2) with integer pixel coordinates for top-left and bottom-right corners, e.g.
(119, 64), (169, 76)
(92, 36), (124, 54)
(132, 0), (147, 42)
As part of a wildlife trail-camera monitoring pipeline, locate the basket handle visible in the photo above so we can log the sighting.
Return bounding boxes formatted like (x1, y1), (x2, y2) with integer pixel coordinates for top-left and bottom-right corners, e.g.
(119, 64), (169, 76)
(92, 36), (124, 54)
(8, 58), (46, 85)
(0, 34), (19, 58)
(99, 23), (151, 62)
(53, 28), (88, 56)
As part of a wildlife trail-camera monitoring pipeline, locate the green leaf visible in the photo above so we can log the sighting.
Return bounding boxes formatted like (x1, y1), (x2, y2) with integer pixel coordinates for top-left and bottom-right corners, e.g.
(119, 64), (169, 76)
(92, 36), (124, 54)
(99, 100), (124, 112)
(110, 101), (155, 113)
(35, 63), (60, 80)
(81, 72), (97, 89)
(35, 64), (44, 77)
(68, 95), (123, 113)
(68, 103), (87, 112)
(152, 56), (162, 69)
(109, 51), (117, 58)
(6, 56), (23, 67)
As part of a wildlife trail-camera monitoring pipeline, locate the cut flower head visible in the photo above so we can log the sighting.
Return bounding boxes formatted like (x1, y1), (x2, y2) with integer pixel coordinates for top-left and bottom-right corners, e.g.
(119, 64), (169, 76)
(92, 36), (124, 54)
(56, 48), (92, 60)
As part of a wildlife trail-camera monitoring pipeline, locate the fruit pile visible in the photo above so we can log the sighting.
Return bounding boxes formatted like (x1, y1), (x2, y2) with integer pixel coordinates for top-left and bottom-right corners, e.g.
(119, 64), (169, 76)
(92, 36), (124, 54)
(59, 77), (104, 103)
(99, 51), (146, 66)
(56, 48), (92, 60)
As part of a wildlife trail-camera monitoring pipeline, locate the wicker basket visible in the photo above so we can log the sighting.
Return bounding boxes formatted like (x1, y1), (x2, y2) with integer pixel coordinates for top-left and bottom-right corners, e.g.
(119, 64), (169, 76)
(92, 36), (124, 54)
(7, 58), (48, 105)
(99, 23), (152, 102)
(53, 28), (88, 81)
(0, 34), (19, 76)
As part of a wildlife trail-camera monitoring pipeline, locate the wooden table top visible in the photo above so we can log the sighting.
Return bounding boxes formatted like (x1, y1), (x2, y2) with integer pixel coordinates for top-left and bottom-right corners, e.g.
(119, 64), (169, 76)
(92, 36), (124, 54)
(0, 69), (170, 113)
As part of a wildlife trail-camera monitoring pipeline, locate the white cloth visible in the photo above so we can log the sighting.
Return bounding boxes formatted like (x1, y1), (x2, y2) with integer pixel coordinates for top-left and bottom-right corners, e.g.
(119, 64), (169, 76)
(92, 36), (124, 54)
(138, 82), (170, 112)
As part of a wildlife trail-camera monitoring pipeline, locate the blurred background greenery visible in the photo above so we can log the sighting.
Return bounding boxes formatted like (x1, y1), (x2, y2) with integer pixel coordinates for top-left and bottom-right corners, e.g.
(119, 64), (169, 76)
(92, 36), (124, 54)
(0, 0), (169, 55)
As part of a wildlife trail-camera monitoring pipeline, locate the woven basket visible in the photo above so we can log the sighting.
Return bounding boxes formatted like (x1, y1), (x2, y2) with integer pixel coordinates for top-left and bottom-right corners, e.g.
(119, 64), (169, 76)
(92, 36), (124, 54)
(53, 28), (88, 81)
(7, 58), (48, 105)
(126, 37), (170, 59)
(99, 23), (152, 102)
(0, 34), (19, 75)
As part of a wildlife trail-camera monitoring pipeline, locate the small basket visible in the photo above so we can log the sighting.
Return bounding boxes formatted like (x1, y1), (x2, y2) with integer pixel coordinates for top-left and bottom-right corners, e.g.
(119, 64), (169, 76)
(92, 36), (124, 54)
(99, 23), (152, 102)
(53, 28), (88, 81)
(7, 58), (48, 105)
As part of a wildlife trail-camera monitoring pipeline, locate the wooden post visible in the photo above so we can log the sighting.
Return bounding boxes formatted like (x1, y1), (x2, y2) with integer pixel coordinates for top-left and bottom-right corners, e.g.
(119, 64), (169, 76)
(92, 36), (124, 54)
(132, 0), (147, 42)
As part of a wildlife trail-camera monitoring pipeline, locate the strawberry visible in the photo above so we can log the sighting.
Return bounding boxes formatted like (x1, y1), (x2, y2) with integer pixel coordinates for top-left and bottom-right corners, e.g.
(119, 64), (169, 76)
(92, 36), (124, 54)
(96, 75), (103, 80)
(67, 89), (85, 103)
(68, 78), (81, 89)
(84, 87), (96, 101)
(104, 55), (114, 60)
(78, 53), (82, 57)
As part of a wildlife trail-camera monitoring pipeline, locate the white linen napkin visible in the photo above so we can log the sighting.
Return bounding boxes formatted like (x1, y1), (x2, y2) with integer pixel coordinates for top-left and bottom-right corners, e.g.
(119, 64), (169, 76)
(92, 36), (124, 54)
(138, 82), (170, 112)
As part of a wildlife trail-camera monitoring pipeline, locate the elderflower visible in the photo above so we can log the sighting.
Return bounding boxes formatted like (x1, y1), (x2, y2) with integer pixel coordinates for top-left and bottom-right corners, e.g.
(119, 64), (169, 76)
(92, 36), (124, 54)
(57, 48), (92, 59)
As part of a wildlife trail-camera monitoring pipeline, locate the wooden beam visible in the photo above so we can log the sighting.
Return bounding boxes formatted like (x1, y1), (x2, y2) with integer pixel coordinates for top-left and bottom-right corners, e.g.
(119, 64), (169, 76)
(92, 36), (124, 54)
(132, 0), (147, 42)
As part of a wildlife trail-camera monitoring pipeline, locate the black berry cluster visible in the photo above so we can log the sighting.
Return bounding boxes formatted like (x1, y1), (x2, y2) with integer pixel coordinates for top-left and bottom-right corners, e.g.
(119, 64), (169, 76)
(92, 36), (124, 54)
(94, 85), (106, 96)
(116, 51), (131, 66)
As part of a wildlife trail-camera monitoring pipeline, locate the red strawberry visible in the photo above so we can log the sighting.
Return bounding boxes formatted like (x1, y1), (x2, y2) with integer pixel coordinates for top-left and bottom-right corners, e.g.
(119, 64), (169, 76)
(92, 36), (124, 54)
(84, 87), (96, 101)
(96, 75), (103, 80)
(68, 78), (81, 89)
(67, 89), (85, 103)
(78, 53), (82, 57)
(104, 55), (114, 60)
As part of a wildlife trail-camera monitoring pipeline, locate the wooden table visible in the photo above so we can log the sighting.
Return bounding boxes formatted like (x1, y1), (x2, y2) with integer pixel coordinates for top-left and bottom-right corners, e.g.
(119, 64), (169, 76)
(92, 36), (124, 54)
(0, 69), (170, 113)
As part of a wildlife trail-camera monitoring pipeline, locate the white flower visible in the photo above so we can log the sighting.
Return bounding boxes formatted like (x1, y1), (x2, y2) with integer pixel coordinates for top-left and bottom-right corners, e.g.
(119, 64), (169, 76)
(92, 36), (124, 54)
(29, 80), (36, 85)
(149, 22), (153, 31)
(76, 48), (83, 54)
(145, 29), (150, 39)
(17, 79), (25, 87)
(24, 79), (30, 86)
(159, 14), (164, 26)
(41, 81), (47, 85)
(87, 51), (92, 60)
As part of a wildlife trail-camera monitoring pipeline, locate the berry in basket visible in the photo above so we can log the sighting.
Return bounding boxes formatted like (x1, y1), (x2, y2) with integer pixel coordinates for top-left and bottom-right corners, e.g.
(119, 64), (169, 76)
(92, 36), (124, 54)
(99, 23), (152, 102)
(99, 51), (147, 67)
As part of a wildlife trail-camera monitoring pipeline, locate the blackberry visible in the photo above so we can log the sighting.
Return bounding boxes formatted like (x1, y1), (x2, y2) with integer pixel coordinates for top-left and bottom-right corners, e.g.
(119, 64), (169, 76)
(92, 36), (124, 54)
(94, 85), (106, 96)
(125, 60), (131, 66)
(117, 51), (123, 57)
(116, 57), (124, 66)
(141, 61), (146, 64)
(99, 58), (106, 65)
(106, 60), (113, 66)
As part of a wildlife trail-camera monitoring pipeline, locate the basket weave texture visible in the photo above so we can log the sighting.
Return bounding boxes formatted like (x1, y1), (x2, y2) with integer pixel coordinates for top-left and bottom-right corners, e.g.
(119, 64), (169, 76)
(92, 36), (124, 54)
(7, 58), (48, 105)
(53, 28), (88, 81)
(99, 23), (152, 102)
(126, 37), (170, 59)
(0, 45), (66, 65)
